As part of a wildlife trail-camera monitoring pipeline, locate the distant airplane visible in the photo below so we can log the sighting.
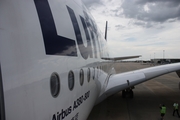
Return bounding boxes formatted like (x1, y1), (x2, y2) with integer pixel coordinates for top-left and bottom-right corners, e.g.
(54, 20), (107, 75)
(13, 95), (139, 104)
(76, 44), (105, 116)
(0, 0), (180, 120)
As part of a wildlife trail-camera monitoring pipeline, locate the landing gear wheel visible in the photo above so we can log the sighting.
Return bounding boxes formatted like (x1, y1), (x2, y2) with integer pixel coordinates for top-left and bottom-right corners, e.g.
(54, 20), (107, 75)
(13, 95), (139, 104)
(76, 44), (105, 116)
(130, 90), (134, 98)
(122, 90), (126, 98)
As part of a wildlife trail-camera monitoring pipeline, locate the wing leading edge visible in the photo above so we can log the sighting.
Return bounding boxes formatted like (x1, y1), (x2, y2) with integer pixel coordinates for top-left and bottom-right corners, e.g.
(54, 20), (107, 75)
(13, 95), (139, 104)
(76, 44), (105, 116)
(97, 63), (180, 104)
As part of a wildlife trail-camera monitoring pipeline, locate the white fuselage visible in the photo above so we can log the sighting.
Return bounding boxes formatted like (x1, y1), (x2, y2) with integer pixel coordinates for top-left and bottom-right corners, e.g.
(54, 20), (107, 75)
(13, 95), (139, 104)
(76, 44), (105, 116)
(0, 0), (112, 120)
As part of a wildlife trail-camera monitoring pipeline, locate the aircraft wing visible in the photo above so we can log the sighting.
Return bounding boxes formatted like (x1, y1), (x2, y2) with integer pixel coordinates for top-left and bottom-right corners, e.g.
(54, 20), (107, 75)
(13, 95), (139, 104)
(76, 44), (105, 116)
(101, 63), (180, 100)
(101, 55), (141, 61)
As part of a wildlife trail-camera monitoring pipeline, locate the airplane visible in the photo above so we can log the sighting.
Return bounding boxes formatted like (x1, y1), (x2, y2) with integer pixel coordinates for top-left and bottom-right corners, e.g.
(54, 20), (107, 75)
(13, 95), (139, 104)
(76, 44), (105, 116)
(0, 0), (180, 120)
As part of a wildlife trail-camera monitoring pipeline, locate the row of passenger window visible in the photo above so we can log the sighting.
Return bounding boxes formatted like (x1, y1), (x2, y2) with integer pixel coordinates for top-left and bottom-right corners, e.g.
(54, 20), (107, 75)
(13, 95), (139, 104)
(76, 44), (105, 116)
(50, 67), (102, 98)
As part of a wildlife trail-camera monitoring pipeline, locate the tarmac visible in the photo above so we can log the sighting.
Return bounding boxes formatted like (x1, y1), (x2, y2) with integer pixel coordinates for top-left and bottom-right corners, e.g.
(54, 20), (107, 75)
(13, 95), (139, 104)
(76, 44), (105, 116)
(87, 62), (180, 120)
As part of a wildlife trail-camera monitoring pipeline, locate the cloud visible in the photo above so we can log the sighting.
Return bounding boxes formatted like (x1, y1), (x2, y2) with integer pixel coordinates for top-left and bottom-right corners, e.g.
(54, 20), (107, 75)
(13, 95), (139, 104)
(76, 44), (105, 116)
(83, 0), (180, 28)
(82, 0), (103, 8)
(105, 0), (180, 29)
(135, 0), (180, 7)
(120, 0), (180, 23)
(115, 24), (125, 30)
(124, 37), (136, 42)
(136, 42), (166, 46)
(133, 21), (154, 28)
(82, 0), (180, 59)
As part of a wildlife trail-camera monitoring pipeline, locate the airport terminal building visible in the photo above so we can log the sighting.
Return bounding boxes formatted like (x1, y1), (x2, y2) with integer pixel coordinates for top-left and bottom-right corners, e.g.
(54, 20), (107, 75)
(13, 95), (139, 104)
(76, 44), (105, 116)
(151, 58), (180, 64)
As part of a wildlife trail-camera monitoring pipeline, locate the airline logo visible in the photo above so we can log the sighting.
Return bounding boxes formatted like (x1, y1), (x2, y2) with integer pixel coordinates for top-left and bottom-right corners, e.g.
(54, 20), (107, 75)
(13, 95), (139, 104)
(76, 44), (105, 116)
(34, 0), (101, 59)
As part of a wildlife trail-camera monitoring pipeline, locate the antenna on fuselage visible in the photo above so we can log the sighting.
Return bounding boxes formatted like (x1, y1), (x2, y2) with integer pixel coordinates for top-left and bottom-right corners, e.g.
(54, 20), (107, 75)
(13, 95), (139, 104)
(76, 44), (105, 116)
(104, 21), (108, 41)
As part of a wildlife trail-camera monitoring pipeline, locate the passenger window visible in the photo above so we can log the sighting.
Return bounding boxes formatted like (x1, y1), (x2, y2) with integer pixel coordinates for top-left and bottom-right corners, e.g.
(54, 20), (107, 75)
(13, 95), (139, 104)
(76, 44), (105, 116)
(87, 68), (91, 82)
(50, 72), (60, 97)
(80, 69), (84, 86)
(68, 71), (75, 90)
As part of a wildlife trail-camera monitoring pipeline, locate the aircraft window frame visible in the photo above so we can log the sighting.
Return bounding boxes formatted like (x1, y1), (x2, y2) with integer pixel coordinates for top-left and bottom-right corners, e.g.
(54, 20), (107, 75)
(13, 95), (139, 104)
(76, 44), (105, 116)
(50, 72), (60, 98)
(68, 71), (75, 91)
(93, 67), (95, 80)
(79, 69), (84, 86)
(87, 68), (91, 82)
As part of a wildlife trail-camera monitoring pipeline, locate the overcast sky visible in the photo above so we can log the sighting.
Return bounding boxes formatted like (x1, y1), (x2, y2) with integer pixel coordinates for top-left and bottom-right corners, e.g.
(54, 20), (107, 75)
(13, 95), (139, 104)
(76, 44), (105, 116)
(82, 0), (180, 60)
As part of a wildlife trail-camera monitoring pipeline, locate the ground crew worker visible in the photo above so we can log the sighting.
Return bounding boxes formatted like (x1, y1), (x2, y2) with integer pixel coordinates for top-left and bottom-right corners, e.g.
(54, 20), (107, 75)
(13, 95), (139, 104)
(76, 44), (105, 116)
(159, 104), (166, 120)
(173, 102), (180, 117)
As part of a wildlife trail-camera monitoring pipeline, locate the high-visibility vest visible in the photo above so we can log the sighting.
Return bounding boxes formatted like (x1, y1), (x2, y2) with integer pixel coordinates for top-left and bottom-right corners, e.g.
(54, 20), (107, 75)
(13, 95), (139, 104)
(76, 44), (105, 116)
(161, 107), (166, 114)
(174, 103), (178, 109)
